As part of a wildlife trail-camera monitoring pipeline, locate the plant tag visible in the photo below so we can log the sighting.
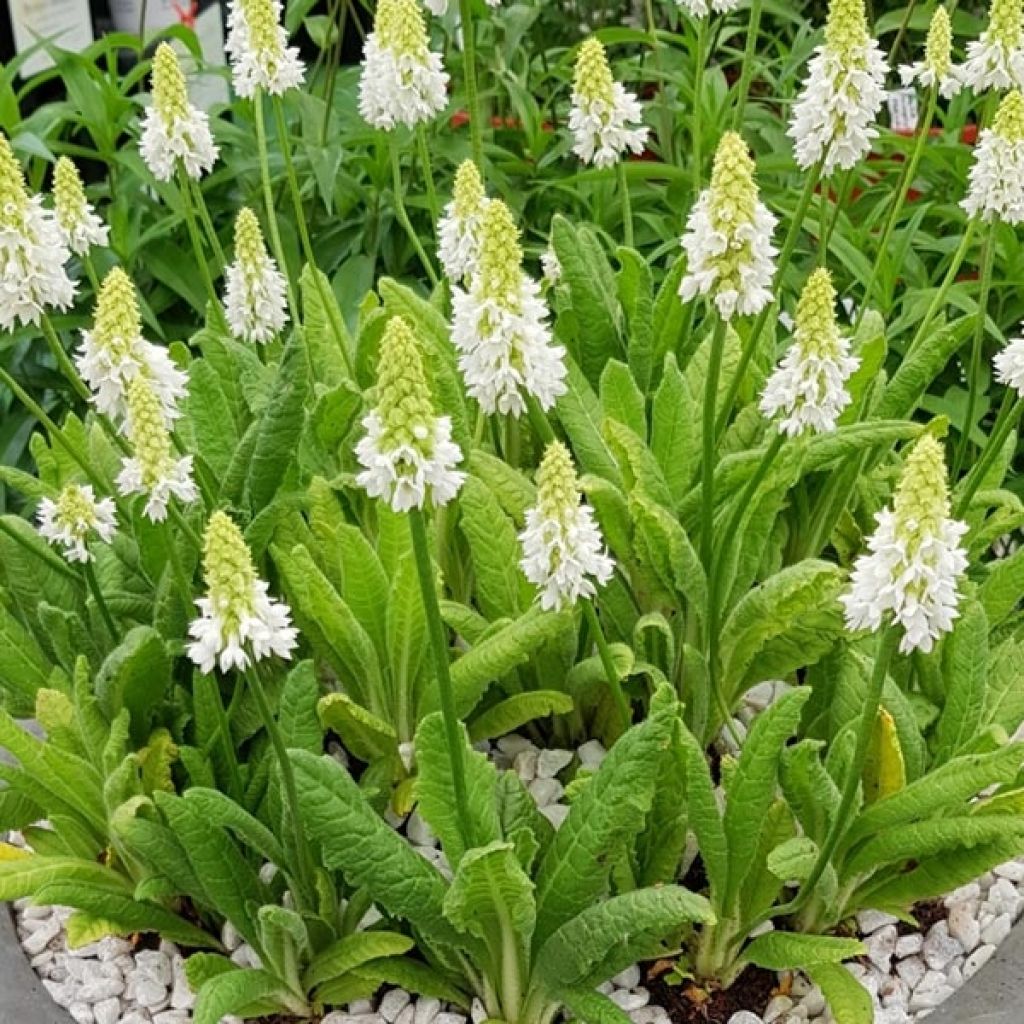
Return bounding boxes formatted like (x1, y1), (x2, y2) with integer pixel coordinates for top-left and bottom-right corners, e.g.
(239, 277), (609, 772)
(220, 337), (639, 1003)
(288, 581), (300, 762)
(888, 88), (920, 133)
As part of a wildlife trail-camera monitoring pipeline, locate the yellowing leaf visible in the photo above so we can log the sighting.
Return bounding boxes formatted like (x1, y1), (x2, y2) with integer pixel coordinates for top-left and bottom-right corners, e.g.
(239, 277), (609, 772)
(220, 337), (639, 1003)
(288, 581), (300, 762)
(863, 709), (906, 805)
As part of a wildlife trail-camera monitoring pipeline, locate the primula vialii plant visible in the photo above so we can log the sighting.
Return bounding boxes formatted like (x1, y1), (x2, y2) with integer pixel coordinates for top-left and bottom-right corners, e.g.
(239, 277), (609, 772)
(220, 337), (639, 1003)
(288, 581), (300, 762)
(3, 5), (1024, 1024)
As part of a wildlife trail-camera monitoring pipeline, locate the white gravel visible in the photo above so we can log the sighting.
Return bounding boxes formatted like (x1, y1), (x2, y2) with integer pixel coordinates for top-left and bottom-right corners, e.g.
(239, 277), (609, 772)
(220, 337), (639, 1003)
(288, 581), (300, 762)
(10, 725), (1024, 1024)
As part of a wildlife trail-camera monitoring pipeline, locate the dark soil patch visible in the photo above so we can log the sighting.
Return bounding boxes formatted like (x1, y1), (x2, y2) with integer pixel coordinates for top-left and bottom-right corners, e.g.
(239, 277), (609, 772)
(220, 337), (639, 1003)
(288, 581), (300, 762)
(646, 964), (778, 1024)
(899, 898), (945, 936)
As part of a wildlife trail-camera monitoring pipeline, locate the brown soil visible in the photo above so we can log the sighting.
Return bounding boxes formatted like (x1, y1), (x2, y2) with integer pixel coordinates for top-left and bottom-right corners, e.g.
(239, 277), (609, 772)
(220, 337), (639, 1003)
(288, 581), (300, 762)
(899, 898), (946, 936)
(646, 964), (779, 1024)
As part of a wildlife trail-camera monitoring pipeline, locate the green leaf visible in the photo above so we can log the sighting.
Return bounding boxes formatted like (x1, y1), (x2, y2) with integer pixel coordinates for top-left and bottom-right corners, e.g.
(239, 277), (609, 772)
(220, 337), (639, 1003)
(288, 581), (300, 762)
(536, 886), (712, 991)
(185, 359), (240, 478)
(978, 546), (1024, 627)
(468, 691), (575, 743)
(444, 840), (536, 959)
(387, 554), (428, 735)
(766, 837), (819, 882)
(558, 987), (634, 1024)
(180, 788), (287, 868)
(617, 248), (655, 393)
(304, 931), (414, 993)
(804, 962), (874, 1024)
(318, 692), (398, 763)
(744, 931), (865, 971)
(414, 713), (501, 868)
(600, 360), (647, 442)
(0, 601), (56, 711)
(862, 708), (906, 806)
(344, 955), (470, 1006)
(278, 661), (323, 755)
(555, 358), (622, 485)
(650, 354), (698, 506)
(934, 599), (989, 763)
(876, 323), (964, 420)
(194, 968), (298, 1024)
(94, 626), (171, 746)
(300, 264), (354, 388)
(443, 607), (573, 719)
(532, 700), (677, 944)
(290, 751), (461, 950)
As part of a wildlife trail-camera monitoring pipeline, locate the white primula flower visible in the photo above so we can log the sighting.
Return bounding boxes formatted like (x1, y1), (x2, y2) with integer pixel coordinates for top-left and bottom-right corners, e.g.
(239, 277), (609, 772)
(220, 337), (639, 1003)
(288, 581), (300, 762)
(76, 268), (187, 428)
(569, 38), (649, 168)
(355, 316), (465, 513)
(900, 7), (964, 99)
(0, 133), (75, 330)
(223, 208), (288, 343)
(841, 435), (969, 654)
(37, 483), (117, 564)
(451, 200), (567, 416)
(187, 510), (299, 674)
(359, 0), (449, 130)
(760, 268), (860, 436)
(116, 376), (198, 522)
(962, 89), (1024, 223)
(679, 131), (778, 320)
(139, 43), (219, 182)
(961, 0), (1024, 93)
(52, 157), (108, 256)
(675, 0), (741, 15)
(519, 441), (614, 612)
(788, 0), (887, 175)
(437, 160), (489, 285)
(226, 0), (306, 98)
(994, 328), (1024, 394)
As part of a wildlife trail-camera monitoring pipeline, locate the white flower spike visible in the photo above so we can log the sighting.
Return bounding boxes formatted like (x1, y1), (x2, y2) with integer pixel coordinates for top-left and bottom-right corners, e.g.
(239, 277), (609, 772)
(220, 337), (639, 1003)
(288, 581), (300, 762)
(139, 43), (219, 182)
(674, 0), (741, 15)
(0, 133), (75, 331)
(760, 268), (860, 436)
(569, 38), (649, 168)
(962, 88), (1024, 223)
(187, 510), (299, 674)
(52, 157), (109, 257)
(75, 268), (188, 428)
(116, 375), (198, 522)
(223, 208), (289, 344)
(962, 0), (1024, 93)
(359, 0), (449, 131)
(355, 316), (466, 513)
(519, 441), (615, 612)
(226, 0), (306, 98)
(451, 200), (567, 416)
(994, 325), (1024, 394)
(900, 7), (964, 100)
(679, 131), (778, 320)
(841, 434), (969, 654)
(789, 0), (887, 175)
(37, 483), (117, 564)
(437, 160), (489, 285)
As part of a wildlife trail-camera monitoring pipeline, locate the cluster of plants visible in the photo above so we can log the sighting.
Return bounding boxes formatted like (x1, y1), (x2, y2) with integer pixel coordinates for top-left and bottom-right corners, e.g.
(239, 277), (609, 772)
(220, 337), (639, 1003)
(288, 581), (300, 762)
(1, 0), (1024, 1023)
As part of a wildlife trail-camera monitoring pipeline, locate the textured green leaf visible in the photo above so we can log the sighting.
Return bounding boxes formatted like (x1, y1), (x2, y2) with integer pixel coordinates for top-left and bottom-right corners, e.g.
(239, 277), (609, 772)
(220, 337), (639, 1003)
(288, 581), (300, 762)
(744, 931), (865, 970)
(555, 358), (622, 485)
(181, 788), (286, 867)
(94, 626), (171, 746)
(978, 546), (1024, 627)
(600, 360), (647, 441)
(333, 521), (391, 659)
(805, 962), (874, 1024)
(300, 263), (353, 388)
(0, 602), (53, 710)
(186, 359), (239, 477)
(318, 692), (398, 763)
(650, 354), (698, 506)
(876, 324), (963, 420)
(414, 713), (501, 868)
(290, 751), (461, 949)
(766, 837), (819, 882)
(934, 599), (989, 763)
(304, 931), (414, 993)
(194, 968), (298, 1024)
(617, 248), (655, 393)
(559, 987), (634, 1024)
(604, 420), (673, 510)
(537, 886), (712, 991)
(532, 701), (676, 944)
(278, 661), (323, 754)
(468, 691), (575, 743)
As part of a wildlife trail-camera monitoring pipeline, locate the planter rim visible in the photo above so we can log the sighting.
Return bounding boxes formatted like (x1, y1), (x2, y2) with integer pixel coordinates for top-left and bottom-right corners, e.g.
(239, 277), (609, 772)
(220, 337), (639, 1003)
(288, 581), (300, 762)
(2, 902), (1023, 1024)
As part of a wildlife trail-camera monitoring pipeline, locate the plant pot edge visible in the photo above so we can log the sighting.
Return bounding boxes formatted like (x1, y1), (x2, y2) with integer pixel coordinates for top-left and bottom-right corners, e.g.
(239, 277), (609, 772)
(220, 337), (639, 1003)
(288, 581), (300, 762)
(4, 901), (1024, 1024)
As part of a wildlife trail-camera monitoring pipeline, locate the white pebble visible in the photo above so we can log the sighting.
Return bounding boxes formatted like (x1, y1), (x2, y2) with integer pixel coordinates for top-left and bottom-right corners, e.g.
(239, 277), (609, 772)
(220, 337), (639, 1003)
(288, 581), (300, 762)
(136, 951), (172, 988)
(407, 813), (436, 848)
(895, 955), (926, 990)
(611, 965), (641, 989)
(68, 1003), (94, 1024)
(528, 777), (564, 807)
(982, 913), (1012, 946)
(947, 902), (981, 952)
(321, 1014), (384, 1024)
(577, 739), (607, 768)
(92, 998), (121, 1024)
(513, 749), (539, 782)
(79, 975), (125, 1003)
(894, 933), (923, 958)
(394, 1006), (415, 1024)
(866, 924), (898, 971)
(539, 804), (570, 828)
(727, 1013), (764, 1024)
(221, 921), (243, 952)
(629, 1008), (669, 1024)
(170, 956), (194, 1010)
(433, 1014), (467, 1024)
(964, 943), (996, 979)
(923, 920), (963, 971)
(536, 749), (573, 779)
(496, 734), (533, 756)
(798, 984), (825, 1016)
(132, 974), (169, 1009)
(470, 998), (487, 1024)
(609, 989), (649, 1011)
(153, 1013), (191, 1024)
(414, 996), (441, 1024)
(945, 882), (980, 908)
(909, 971), (954, 1011)
(855, 909), (899, 935)
(22, 915), (61, 955)
(380, 989), (412, 1022)
(993, 860), (1024, 883)
(763, 995), (793, 1022)
(986, 878), (1024, 919)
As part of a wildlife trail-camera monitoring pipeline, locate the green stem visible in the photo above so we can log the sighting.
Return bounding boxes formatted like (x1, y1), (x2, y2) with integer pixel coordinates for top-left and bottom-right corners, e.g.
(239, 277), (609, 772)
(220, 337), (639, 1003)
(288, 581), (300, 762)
(409, 507), (475, 847)
(189, 175), (227, 271)
(701, 318), (728, 574)
(953, 223), (997, 478)
(247, 660), (317, 910)
(177, 169), (223, 322)
(618, 160), (634, 249)
(731, 0), (764, 130)
(271, 94), (354, 377)
(691, 15), (710, 198)
(83, 559), (118, 643)
(83, 255), (101, 295)
(40, 315), (90, 402)
(856, 88), (938, 328)
(416, 124), (441, 238)
(955, 393), (1023, 517)
(904, 218), (978, 360)
(643, 0), (675, 164)
(253, 88), (300, 321)
(887, 0), (918, 65)
(776, 627), (899, 920)
(459, 0), (485, 170)
(714, 162), (823, 440)
(582, 600), (631, 732)
(206, 674), (246, 804)
(390, 138), (440, 287)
